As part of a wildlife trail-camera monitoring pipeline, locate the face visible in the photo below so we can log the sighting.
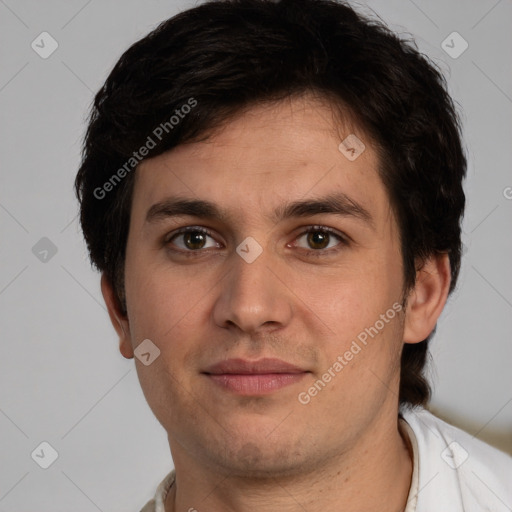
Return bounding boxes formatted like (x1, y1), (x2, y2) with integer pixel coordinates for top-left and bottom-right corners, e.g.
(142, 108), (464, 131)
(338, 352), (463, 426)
(117, 95), (410, 477)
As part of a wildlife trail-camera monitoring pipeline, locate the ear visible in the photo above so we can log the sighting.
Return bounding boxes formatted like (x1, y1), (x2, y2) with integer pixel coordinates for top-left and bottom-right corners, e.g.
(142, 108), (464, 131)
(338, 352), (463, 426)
(100, 273), (134, 359)
(403, 253), (451, 344)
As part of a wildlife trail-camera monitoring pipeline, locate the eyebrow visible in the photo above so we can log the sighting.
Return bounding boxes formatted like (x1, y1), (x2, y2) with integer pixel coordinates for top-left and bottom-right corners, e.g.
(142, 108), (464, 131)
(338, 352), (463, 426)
(145, 192), (374, 228)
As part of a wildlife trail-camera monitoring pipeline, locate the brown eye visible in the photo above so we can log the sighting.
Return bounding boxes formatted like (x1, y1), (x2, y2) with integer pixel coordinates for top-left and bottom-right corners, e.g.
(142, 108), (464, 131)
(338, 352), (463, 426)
(182, 231), (207, 250)
(306, 231), (330, 250)
(295, 226), (346, 252)
(167, 228), (219, 251)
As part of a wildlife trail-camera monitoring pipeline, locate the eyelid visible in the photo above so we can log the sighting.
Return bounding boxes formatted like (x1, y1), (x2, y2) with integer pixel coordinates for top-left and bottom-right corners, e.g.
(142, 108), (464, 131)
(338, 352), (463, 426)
(297, 224), (348, 241)
(165, 226), (221, 248)
(290, 225), (349, 252)
(165, 225), (217, 242)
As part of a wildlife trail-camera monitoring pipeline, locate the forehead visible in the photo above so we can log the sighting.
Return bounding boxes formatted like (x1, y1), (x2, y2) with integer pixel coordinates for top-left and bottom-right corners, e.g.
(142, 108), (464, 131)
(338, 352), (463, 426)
(132, 95), (390, 227)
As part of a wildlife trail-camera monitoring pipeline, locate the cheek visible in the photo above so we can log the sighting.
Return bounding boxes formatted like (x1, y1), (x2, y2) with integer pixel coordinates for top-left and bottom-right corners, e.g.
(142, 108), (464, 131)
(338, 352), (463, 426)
(124, 258), (217, 379)
(125, 267), (201, 407)
(305, 265), (397, 325)
(301, 260), (404, 368)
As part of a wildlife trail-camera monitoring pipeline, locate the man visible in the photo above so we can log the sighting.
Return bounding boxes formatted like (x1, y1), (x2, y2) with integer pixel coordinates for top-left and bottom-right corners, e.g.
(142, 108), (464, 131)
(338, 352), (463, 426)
(75, 0), (512, 510)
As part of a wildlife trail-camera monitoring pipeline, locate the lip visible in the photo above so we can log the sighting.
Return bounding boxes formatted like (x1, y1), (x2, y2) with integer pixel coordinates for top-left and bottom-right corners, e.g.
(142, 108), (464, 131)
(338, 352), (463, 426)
(204, 358), (306, 375)
(203, 358), (309, 395)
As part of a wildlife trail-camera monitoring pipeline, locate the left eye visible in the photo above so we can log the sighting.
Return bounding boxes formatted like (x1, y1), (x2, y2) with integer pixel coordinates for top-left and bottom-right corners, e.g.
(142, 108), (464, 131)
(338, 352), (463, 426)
(294, 227), (345, 251)
(167, 228), (219, 251)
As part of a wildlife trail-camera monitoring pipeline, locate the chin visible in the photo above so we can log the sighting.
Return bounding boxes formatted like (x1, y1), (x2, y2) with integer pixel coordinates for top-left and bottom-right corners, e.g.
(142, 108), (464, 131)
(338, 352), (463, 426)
(215, 445), (308, 479)
(200, 427), (314, 478)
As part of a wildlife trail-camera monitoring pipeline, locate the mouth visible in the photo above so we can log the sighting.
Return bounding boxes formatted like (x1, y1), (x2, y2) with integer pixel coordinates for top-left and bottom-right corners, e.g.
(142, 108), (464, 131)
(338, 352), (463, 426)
(202, 358), (310, 395)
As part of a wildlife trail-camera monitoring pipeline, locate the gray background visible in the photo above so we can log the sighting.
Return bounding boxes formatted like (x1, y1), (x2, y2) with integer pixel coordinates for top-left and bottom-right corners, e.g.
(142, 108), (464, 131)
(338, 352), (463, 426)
(0, 0), (511, 510)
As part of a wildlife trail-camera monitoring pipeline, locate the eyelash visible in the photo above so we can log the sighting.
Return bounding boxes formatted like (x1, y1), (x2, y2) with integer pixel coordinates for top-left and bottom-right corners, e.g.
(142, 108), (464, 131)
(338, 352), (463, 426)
(165, 225), (348, 257)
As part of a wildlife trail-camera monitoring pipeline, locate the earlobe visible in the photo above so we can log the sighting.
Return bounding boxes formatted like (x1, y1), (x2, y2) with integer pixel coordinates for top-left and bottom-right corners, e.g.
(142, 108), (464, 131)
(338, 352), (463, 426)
(403, 253), (451, 344)
(100, 273), (134, 359)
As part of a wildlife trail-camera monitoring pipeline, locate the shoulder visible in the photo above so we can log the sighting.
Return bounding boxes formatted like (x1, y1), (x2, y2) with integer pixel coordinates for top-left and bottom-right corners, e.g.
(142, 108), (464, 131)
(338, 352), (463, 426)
(401, 407), (512, 511)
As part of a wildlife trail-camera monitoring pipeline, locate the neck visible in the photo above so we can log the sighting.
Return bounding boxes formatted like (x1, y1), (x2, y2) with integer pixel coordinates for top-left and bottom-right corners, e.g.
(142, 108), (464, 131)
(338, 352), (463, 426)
(165, 413), (413, 512)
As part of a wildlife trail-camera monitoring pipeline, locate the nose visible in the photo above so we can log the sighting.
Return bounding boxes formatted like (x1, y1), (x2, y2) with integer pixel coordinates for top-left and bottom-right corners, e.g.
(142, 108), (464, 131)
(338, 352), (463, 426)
(212, 243), (293, 334)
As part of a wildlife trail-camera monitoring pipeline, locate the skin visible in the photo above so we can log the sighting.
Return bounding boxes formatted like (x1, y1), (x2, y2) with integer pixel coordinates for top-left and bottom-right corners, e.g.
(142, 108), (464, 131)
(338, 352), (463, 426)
(102, 94), (451, 512)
